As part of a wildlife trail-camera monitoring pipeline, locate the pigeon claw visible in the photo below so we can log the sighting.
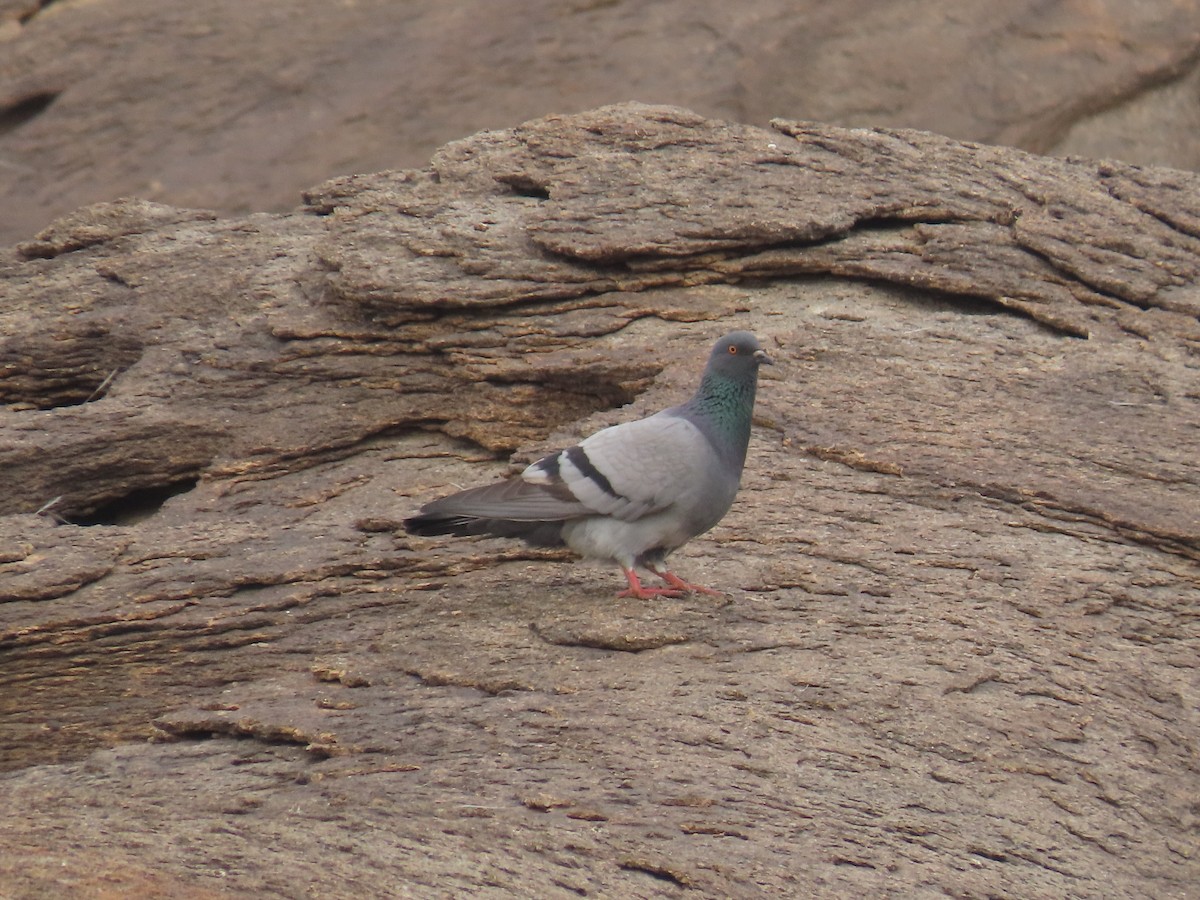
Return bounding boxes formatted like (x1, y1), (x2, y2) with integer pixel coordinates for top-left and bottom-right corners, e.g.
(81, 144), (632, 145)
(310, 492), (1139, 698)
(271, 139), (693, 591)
(617, 568), (725, 599)
(618, 569), (684, 600)
(656, 570), (725, 597)
(617, 586), (685, 600)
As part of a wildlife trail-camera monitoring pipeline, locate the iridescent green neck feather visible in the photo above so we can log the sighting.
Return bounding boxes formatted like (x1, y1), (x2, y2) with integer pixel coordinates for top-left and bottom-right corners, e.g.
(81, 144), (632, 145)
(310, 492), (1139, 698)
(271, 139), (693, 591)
(681, 370), (758, 469)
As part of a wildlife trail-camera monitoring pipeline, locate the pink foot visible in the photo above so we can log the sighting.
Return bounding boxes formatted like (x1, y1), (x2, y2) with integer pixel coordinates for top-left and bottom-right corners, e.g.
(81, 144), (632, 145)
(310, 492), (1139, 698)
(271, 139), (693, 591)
(657, 570), (725, 597)
(617, 568), (683, 600)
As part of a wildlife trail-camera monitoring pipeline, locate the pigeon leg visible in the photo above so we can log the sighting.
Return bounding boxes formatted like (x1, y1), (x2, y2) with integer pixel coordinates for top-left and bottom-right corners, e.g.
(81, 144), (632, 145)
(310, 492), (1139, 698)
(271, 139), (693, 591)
(655, 569), (725, 597)
(616, 568), (683, 599)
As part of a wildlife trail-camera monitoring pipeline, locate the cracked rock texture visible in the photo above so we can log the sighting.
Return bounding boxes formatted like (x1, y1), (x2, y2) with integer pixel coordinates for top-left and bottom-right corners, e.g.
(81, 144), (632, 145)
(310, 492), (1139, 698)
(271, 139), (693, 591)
(1, 102), (1198, 897)
(2, 0), (1200, 246)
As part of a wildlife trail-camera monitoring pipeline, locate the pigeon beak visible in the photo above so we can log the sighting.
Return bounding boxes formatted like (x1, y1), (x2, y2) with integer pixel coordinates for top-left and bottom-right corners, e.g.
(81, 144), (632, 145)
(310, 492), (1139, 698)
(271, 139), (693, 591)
(753, 348), (774, 366)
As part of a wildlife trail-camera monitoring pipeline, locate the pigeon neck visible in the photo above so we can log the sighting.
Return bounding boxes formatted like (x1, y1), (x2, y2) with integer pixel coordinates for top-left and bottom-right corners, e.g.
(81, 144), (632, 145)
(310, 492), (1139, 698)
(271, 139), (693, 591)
(684, 370), (757, 467)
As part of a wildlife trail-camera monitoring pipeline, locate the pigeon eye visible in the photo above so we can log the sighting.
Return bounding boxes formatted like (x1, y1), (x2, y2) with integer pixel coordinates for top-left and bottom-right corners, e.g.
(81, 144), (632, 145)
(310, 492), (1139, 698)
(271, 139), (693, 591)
(728, 345), (738, 355)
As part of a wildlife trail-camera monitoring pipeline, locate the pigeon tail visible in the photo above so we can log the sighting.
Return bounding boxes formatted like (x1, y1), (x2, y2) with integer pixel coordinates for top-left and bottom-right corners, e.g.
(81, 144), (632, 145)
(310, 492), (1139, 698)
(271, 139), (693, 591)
(403, 512), (568, 548)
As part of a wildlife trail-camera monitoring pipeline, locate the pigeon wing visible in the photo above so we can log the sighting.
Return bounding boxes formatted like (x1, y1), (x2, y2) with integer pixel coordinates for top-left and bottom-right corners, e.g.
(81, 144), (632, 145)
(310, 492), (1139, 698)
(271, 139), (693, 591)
(522, 411), (715, 523)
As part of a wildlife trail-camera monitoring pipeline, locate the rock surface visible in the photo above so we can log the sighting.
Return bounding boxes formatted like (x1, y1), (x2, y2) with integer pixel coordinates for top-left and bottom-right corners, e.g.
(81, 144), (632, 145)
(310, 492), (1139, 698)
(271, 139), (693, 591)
(2, 103), (1199, 897)
(2, 0), (1200, 246)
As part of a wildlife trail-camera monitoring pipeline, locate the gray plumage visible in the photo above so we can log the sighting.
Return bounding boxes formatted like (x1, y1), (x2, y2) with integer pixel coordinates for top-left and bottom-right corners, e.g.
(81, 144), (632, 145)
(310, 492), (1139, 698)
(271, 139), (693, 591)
(404, 331), (772, 597)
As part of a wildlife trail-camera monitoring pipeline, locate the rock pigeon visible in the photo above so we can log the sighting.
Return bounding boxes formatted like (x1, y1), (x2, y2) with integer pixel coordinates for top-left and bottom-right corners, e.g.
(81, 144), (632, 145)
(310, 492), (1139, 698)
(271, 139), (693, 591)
(404, 331), (772, 598)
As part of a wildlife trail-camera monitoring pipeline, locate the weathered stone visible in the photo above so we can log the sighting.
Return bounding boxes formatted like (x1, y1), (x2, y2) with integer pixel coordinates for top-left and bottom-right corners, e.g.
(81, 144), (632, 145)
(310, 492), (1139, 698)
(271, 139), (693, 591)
(0, 104), (1197, 897)
(2, 1), (1199, 247)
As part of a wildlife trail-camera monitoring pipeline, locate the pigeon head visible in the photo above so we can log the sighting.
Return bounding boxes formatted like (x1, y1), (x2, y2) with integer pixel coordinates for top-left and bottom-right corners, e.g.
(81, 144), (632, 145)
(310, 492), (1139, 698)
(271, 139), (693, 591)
(705, 331), (773, 378)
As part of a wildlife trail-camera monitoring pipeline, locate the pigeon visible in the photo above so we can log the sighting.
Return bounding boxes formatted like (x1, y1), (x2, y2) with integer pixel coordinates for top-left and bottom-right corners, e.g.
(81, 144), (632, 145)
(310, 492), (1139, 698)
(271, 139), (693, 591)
(404, 331), (772, 598)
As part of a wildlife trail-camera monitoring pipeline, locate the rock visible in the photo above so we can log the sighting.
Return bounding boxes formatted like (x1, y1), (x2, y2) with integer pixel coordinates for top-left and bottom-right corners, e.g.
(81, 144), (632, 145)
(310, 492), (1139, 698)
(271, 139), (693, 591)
(2, 1), (1199, 245)
(0, 103), (1197, 897)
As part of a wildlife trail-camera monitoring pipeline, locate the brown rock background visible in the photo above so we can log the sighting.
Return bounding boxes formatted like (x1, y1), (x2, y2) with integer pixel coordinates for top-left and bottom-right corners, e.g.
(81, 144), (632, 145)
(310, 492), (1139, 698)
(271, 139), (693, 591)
(2, 0), (1200, 896)
(2, 0), (1200, 247)
(2, 101), (1198, 897)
